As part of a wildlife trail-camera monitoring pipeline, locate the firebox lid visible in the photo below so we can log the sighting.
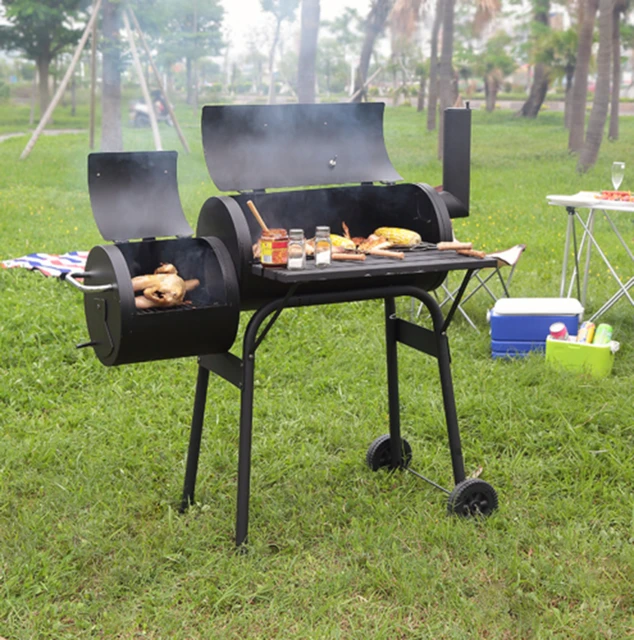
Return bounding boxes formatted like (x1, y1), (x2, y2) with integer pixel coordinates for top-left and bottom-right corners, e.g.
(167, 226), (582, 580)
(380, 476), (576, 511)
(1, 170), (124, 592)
(88, 151), (193, 242)
(201, 103), (402, 191)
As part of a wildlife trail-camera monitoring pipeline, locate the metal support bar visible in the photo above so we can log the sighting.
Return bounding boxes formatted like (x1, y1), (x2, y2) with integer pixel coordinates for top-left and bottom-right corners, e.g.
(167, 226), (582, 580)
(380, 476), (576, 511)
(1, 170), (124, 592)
(217, 283), (470, 546)
(394, 317), (438, 357)
(180, 365), (210, 512)
(442, 269), (475, 334)
(199, 352), (243, 389)
(385, 298), (403, 468)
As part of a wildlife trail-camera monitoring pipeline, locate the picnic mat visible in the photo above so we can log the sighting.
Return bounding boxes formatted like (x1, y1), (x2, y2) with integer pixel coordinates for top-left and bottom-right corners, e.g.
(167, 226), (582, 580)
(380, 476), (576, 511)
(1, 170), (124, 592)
(1, 251), (88, 278)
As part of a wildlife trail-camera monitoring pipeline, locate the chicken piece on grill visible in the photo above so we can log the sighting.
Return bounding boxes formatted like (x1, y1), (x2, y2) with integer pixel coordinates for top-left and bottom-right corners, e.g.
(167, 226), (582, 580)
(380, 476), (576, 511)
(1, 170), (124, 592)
(131, 263), (199, 308)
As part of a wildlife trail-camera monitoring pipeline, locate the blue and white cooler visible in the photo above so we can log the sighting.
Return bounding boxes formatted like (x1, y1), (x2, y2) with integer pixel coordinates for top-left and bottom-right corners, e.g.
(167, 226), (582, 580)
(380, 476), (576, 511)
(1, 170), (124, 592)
(488, 298), (584, 358)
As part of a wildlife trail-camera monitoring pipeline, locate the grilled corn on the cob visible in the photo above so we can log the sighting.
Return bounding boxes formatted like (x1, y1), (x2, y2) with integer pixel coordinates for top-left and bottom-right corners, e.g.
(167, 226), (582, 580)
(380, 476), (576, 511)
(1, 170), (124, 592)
(330, 234), (356, 250)
(373, 227), (421, 247)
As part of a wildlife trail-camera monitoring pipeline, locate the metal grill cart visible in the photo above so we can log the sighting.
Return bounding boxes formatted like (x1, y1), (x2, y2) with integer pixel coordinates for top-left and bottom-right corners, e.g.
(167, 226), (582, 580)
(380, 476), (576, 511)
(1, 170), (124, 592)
(68, 103), (499, 547)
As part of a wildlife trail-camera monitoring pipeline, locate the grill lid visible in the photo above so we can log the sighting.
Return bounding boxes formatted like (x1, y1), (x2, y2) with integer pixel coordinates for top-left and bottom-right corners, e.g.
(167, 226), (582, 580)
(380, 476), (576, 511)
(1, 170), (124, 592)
(201, 103), (402, 192)
(88, 151), (193, 242)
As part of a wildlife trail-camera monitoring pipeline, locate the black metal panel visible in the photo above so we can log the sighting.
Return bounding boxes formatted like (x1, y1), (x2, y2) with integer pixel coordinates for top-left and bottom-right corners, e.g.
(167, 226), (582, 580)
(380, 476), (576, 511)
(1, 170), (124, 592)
(441, 107), (471, 219)
(88, 151), (193, 242)
(201, 103), (402, 191)
(196, 182), (456, 308)
(251, 252), (498, 283)
(82, 237), (240, 366)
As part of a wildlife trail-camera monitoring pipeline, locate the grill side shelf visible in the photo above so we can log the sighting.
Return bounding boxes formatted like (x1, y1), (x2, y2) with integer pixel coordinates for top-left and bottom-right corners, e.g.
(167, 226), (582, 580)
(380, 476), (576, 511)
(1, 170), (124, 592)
(251, 252), (498, 283)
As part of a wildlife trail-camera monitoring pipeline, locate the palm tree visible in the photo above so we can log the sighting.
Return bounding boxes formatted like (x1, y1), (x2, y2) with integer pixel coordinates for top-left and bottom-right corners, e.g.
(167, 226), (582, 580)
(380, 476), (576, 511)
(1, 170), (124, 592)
(261, 0), (299, 104)
(426, 0), (443, 130)
(578, 0), (613, 172)
(608, 0), (626, 140)
(297, 0), (320, 103)
(568, 0), (599, 153)
(519, 0), (551, 117)
(101, 0), (123, 151)
(352, 0), (394, 102)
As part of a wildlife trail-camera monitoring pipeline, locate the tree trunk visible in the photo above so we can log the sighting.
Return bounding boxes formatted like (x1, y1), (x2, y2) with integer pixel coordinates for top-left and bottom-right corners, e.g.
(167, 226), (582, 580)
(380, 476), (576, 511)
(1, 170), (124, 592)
(519, 0), (550, 117)
(426, 0), (442, 131)
(352, 0), (393, 102)
(417, 71), (426, 112)
(186, 57), (193, 104)
(564, 63), (574, 128)
(297, 0), (320, 103)
(36, 57), (51, 117)
(608, 0), (622, 140)
(438, 0), (456, 160)
(568, 0), (599, 153)
(71, 75), (76, 116)
(485, 75), (497, 112)
(519, 63), (550, 117)
(268, 18), (282, 104)
(578, 0), (613, 172)
(101, 0), (122, 152)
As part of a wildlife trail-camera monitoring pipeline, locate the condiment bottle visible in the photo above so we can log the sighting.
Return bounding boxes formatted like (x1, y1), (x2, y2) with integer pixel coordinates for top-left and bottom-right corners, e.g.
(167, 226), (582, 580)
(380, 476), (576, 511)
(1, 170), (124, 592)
(314, 226), (332, 268)
(260, 228), (289, 267)
(287, 228), (306, 270)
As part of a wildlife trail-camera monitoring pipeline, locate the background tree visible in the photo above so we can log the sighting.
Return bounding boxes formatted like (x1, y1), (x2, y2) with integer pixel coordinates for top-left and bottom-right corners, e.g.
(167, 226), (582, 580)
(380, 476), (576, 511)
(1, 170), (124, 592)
(322, 7), (364, 95)
(548, 28), (578, 128)
(519, 0), (552, 117)
(352, 0), (394, 102)
(0, 0), (85, 116)
(578, 0), (614, 171)
(437, 0), (457, 158)
(160, 0), (224, 106)
(426, 0), (443, 131)
(568, 0), (599, 153)
(261, 0), (299, 104)
(100, 0), (122, 152)
(608, 0), (626, 140)
(297, 0), (320, 102)
(472, 31), (516, 112)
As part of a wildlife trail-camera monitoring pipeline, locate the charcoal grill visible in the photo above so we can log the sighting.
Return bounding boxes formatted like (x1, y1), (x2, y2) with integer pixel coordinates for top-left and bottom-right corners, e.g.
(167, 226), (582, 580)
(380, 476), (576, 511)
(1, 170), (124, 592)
(69, 103), (499, 547)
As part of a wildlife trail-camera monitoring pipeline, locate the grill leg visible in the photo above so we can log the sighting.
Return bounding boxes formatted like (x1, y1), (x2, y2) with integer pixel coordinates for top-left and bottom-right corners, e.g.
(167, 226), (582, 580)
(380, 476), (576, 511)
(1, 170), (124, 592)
(236, 350), (255, 547)
(180, 364), (210, 512)
(384, 297), (403, 467)
(435, 330), (466, 485)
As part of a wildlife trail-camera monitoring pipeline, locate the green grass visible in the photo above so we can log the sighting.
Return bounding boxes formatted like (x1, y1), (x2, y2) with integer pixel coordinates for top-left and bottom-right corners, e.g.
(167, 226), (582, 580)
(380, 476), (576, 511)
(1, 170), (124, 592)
(1, 105), (634, 639)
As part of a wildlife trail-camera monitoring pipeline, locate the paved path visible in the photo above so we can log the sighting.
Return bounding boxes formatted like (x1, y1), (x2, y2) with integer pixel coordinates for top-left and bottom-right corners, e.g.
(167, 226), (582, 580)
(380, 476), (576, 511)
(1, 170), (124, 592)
(0, 129), (86, 144)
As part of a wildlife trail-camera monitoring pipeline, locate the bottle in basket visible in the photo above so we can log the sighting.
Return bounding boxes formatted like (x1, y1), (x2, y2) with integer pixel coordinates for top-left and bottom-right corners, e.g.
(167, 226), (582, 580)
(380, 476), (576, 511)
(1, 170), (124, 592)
(577, 321), (596, 344)
(549, 322), (568, 341)
(593, 324), (613, 345)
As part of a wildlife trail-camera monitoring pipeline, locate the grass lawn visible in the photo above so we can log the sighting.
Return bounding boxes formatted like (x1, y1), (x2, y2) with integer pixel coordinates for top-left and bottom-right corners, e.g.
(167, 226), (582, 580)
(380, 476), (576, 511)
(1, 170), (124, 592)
(1, 103), (634, 638)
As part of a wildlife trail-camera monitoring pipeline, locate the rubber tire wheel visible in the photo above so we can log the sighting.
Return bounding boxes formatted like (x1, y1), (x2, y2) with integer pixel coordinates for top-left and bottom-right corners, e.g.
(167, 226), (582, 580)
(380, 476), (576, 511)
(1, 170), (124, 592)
(366, 434), (412, 471)
(447, 478), (498, 517)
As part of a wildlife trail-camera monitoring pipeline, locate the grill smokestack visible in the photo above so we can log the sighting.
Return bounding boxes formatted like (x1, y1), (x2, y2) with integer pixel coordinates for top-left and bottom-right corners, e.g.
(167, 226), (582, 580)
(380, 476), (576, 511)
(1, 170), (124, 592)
(441, 106), (471, 219)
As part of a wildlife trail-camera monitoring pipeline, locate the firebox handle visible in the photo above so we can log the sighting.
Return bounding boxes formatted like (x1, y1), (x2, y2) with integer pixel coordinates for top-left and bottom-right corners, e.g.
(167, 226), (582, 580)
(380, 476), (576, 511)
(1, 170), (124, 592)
(64, 271), (115, 293)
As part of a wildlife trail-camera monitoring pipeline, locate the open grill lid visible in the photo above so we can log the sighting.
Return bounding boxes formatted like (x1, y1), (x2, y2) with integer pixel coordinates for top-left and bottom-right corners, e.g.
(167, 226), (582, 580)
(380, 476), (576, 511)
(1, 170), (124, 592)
(201, 103), (402, 192)
(88, 151), (193, 242)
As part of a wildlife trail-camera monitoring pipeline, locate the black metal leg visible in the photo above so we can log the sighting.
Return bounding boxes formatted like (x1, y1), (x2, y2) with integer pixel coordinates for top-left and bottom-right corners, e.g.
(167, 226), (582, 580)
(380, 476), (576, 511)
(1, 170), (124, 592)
(236, 347), (256, 547)
(180, 364), (210, 512)
(434, 327), (466, 484)
(384, 297), (403, 467)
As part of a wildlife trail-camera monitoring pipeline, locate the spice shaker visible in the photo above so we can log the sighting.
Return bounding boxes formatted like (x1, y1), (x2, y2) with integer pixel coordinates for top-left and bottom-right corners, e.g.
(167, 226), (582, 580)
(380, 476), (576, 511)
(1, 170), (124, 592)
(314, 226), (332, 267)
(287, 228), (306, 270)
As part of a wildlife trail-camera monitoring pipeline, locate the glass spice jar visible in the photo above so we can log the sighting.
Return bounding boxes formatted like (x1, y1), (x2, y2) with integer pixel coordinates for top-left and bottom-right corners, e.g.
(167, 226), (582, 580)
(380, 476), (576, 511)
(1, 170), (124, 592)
(287, 228), (306, 270)
(314, 226), (332, 268)
(260, 228), (289, 267)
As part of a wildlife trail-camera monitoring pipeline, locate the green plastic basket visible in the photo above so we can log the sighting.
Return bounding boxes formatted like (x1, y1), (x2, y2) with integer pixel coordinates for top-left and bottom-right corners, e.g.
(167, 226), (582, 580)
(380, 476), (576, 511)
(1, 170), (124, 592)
(545, 336), (616, 378)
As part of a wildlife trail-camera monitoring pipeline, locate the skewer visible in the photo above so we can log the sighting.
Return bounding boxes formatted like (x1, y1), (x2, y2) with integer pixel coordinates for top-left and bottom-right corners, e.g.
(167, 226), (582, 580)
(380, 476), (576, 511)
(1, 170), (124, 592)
(246, 200), (270, 234)
(367, 248), (405, 260)
(332, 252), (366, 261)
(437, 241), (473, 251)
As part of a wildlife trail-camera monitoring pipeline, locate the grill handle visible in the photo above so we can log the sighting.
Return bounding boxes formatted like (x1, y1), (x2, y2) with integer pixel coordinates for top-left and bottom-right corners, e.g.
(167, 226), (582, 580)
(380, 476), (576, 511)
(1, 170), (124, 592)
(64, 271), (115, 293)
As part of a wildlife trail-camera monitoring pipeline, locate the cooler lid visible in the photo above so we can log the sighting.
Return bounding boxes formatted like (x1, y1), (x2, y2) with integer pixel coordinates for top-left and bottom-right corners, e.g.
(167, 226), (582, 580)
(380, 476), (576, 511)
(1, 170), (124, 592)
(88, 151), (193, 242)
(201, 102), (402, 192)
(492, 298), (584, 316)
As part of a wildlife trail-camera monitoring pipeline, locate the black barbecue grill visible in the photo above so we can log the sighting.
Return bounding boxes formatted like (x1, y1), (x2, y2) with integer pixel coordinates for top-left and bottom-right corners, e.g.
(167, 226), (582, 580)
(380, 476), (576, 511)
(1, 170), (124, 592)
(67, 102), (499, 547)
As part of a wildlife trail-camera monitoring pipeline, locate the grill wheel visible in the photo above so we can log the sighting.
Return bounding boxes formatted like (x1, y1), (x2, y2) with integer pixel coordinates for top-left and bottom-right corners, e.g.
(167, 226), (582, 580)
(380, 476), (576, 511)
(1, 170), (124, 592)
(365, 434), (412, 471)
(447, 478), (499, 517)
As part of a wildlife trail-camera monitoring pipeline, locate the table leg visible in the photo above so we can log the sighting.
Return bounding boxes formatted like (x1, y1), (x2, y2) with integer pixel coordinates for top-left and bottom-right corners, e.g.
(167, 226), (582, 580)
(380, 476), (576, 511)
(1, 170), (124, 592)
(581, 210), (595, 308)
(560, 209), (573, 297)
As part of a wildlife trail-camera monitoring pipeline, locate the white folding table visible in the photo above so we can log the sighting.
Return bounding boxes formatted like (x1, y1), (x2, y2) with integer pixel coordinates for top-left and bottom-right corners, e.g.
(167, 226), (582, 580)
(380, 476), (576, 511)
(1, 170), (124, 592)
(547, 191), (634, 322)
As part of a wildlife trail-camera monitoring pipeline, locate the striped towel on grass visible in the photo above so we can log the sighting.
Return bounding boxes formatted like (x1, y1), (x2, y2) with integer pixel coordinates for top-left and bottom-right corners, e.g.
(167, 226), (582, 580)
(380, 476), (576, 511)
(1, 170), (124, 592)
(1, 251), (88, 278)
